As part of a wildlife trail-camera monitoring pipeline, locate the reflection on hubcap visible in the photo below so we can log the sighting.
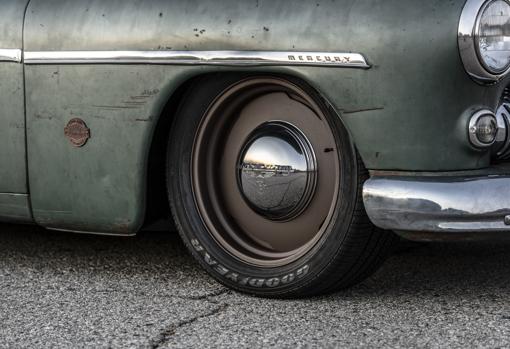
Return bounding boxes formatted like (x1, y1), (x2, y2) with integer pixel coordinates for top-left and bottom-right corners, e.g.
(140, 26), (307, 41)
(238, 122), (317, 221)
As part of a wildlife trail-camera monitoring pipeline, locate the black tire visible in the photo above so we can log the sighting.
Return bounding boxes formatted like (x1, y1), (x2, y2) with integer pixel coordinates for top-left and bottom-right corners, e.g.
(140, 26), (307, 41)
(167, 74), (397, 298)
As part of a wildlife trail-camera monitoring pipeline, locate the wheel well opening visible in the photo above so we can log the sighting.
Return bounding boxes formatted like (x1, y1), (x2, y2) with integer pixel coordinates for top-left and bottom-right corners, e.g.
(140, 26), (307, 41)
(141, 71), (357, 232)
(142, 77), (197, 231)
(142, 72), (253, 231)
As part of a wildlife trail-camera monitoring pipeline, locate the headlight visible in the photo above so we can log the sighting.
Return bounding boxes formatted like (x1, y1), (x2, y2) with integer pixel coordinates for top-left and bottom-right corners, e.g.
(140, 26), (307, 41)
(459, 0), (510, 83)
(477, 0), (510, 73)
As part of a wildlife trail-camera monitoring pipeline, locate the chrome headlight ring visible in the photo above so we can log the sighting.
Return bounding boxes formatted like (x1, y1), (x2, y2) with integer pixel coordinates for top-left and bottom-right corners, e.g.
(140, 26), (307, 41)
(459, 0), (510, 84)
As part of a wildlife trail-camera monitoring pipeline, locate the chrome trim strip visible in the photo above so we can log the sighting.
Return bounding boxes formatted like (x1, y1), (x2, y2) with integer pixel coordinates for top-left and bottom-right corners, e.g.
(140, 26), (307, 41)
(0, 49), (22, 63)
(363, 175), (510, 233)
(0, 192), (28, 196)
(23, 50), (370, 68)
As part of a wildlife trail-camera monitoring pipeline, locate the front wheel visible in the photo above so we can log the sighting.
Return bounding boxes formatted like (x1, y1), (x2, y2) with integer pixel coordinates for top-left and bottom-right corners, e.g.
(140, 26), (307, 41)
(167, 75), (397, 297)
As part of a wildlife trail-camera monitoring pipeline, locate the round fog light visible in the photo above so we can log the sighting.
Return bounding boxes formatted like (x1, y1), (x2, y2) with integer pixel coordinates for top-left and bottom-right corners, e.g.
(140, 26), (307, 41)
(469, 110), (498, 148)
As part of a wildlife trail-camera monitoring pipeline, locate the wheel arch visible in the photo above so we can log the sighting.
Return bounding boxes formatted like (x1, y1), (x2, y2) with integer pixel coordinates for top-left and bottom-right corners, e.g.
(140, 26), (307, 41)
(142, 75), (196, 230)
(141, 70), (360, 231)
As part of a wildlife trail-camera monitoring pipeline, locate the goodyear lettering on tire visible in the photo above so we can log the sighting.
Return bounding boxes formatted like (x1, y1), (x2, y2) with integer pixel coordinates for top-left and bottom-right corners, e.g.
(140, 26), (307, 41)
(191, 239), (309, 288)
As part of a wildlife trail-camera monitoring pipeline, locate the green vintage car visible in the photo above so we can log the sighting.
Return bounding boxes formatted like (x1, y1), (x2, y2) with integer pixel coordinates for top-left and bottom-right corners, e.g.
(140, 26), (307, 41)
(1, 0), (509, 297)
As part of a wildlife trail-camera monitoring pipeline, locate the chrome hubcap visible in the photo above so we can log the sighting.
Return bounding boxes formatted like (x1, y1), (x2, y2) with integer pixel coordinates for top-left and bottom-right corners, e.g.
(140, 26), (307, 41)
(237, 121), (317, 221)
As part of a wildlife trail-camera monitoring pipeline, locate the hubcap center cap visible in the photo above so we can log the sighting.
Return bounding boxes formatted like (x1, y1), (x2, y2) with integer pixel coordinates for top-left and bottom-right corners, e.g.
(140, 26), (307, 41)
(237, 122), (317, 221)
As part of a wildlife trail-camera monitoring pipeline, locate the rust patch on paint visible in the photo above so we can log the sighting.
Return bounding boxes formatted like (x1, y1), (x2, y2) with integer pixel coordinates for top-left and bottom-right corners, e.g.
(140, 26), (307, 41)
(64, 118), (90, 147)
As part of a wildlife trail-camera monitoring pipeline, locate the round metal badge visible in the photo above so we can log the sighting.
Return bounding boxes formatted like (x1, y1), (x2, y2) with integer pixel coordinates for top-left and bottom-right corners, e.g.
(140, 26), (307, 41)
(64, 118), (90, 147)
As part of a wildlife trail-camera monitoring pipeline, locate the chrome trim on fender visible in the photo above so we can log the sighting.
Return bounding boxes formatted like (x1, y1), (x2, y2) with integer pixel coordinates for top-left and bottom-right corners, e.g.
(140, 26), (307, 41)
(0, 49), (22, 63)
(458, 0), (510, 83)
(363, 175), (510, 233)
(23, 50), (370, 68)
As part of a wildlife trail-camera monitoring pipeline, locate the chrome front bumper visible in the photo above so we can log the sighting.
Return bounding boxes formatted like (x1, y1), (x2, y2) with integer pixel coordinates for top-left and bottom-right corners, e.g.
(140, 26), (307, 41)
(363, 173), (510, 234)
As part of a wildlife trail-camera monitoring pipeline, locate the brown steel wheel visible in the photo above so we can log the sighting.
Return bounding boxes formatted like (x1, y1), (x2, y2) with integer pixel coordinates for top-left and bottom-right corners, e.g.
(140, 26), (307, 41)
(167, 74), (397, 297)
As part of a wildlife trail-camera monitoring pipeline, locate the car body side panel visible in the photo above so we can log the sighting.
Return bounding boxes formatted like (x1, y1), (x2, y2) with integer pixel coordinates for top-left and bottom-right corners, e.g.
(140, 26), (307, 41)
(0, 193), (32, 223)
(0, 0), (32, 224)
(24, 65), (171, 233)
(0, 1), (29, 194)
(22, 0), (501, 233)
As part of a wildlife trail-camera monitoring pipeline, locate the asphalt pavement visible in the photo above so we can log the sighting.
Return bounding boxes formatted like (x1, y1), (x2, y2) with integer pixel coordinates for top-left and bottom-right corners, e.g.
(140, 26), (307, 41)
(1, 223), (510, 348)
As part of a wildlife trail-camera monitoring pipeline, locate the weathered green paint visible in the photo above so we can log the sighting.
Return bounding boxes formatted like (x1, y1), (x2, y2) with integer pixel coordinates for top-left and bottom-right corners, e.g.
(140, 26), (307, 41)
(24, 0), (499, 170)
(24, 65), (170, 233)
(0, 1), (29, 194)
(0, 1), (31, 224)
(0, 194), (32, 223)
(0, 64), (26, 193)
(0, 0), (501, 233)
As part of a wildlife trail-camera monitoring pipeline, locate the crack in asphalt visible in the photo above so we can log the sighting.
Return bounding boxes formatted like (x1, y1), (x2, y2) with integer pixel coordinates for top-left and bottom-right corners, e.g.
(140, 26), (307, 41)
(149, 288), (231, 348)
(149, 303), (229, 349)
